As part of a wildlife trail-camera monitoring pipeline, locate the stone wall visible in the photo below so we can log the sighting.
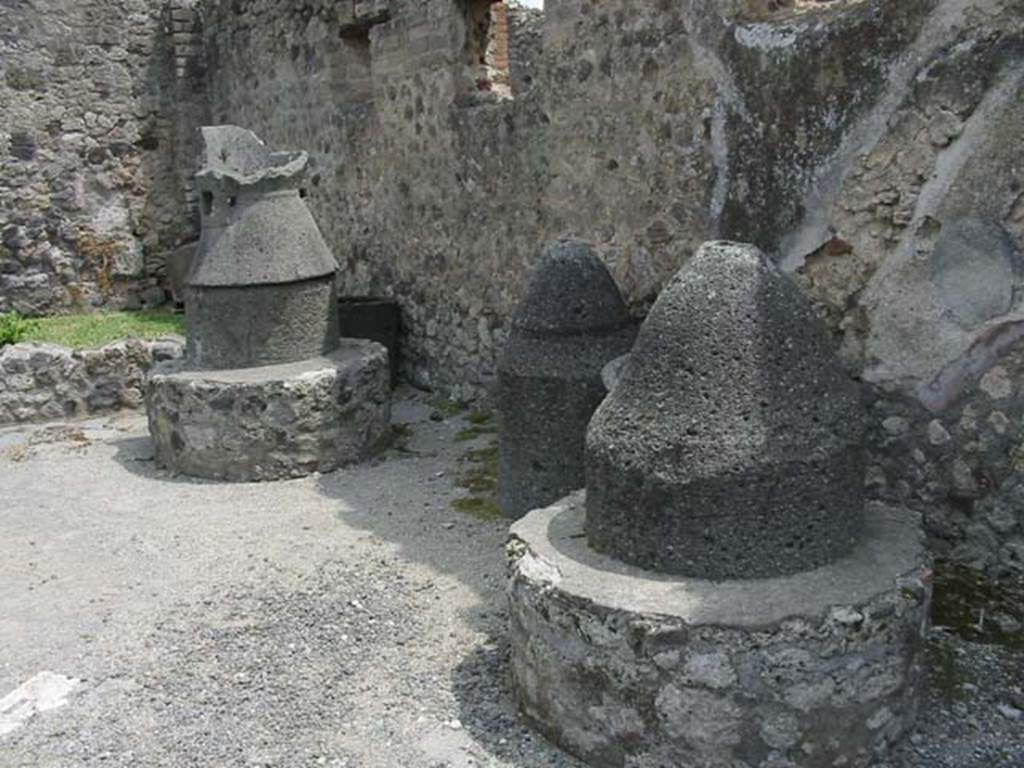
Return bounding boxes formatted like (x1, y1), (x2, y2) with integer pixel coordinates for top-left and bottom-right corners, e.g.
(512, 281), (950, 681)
(200, 0), (547, 398)
(0, 0), (192, 316)
(543, 0), (941, 305)
(787, 2), (1024, 582)
(0, 337), (184, 425)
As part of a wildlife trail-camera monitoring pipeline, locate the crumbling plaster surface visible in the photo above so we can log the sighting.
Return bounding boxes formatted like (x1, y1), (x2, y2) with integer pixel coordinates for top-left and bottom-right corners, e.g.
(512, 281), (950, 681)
(0, 0), (193, 315)
(780, 0), (1024, 579)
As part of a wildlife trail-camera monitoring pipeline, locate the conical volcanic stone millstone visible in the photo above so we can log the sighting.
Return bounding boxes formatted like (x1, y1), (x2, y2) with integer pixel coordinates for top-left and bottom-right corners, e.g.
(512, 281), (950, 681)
(585, 241), (865, 579)
(186, 126), (339, 370)
(498, 240), (637, 519)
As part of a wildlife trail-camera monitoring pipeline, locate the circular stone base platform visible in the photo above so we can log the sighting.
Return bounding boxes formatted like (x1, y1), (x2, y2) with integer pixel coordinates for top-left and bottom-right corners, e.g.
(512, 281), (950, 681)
(507, 494), (931, 768)
(145, 339), (390, 482)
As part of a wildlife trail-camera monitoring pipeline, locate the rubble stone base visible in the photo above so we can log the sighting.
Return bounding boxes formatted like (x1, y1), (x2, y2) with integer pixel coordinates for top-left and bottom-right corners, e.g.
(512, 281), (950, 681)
(145, 339), (390, 482)
(507, 494), (932, 768)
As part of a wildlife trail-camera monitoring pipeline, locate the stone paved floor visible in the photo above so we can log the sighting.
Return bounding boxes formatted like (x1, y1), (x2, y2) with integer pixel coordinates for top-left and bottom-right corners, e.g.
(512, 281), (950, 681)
(0, 391), (1021, 767)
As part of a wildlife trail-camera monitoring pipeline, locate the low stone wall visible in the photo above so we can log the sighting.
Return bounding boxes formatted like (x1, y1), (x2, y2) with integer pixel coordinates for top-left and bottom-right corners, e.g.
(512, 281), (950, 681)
(146, 339), (391, 482)
(0, 336), (184, 426)
(508, 495), (932, 768)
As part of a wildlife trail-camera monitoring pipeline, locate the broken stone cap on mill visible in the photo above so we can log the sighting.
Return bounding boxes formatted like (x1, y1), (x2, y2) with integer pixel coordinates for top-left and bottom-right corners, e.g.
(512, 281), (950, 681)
(511, 239), (632, 337)
(195, 125), (309, 196)
(189, 126), (337, 289)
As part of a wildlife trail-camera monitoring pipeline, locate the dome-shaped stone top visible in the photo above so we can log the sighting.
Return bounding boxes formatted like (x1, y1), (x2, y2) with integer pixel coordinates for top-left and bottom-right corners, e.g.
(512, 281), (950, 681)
(585, 241), (865, 580)
(511, 240), (631, 337)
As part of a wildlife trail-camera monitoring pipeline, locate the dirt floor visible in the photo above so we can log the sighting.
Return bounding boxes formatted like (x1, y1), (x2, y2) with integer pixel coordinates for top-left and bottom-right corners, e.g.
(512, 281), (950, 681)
(1, 391), (1021, 767)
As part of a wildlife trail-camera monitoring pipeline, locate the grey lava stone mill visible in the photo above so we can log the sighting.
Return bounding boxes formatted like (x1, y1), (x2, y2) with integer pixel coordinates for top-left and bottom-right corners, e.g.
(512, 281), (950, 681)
(497, 239), (636, 519)
(145, 126), (390, 482)
(586, 240), (866, 579)
(506, 241), (931, 768)
(186, 125), (339, 370)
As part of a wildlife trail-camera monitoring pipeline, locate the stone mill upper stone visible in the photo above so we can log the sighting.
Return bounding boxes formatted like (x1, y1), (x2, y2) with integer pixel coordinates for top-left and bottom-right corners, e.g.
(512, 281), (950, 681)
(190, 126), (337, 288)
(497, 239), (636, 519)
(185, 126), (339, 370)
(509, 239), (632, 338)
(585, 241), (866, 580)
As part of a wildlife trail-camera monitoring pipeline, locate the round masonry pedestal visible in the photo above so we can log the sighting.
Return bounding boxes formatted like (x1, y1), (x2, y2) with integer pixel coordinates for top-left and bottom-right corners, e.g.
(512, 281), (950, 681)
(145, 339), (390, 482)
(507, 493), (931, 768)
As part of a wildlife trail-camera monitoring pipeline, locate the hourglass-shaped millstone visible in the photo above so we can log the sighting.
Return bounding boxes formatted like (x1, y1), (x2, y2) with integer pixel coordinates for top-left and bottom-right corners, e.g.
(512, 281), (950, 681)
(186, 126), (339, 370)
(497, 239), (637, 519)
(585, 241), (865, 579)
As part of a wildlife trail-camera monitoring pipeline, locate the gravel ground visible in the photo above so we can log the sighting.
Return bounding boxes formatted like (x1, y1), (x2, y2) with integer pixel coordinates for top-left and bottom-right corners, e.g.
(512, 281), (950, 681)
(1, 390), (1021, 767)
(884, 629), (1024, 768)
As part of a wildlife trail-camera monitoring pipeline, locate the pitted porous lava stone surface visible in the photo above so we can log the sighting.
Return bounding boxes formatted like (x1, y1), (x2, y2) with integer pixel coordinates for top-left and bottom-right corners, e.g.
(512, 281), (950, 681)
(507, 239), (633, 338)
(585, 241), (865, 579)
(498, 240), (636, 519)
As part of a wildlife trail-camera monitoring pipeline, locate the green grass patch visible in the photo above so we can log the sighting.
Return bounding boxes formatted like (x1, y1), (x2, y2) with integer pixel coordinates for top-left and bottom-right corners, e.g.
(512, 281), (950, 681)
(21, 309), (184, 349)
(429, 395), (469, 417)
(0, 311), (33, 347)
(931, 561), (1024, 650)
(454, 413), (497, 442)
(454, 424), (498, 442)
(467, 410), (492, 425)
(451, 495), (502, 520)
(452, 443), (501, 520)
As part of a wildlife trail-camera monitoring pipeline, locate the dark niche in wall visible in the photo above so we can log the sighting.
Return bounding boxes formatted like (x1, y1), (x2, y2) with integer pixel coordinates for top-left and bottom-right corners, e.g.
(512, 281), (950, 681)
(336, 1), (390, 104)
(337, 25), (374, 103)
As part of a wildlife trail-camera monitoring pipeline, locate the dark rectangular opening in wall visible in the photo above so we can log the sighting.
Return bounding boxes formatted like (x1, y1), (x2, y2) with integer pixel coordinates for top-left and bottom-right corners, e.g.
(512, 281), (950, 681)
(460, 0), (512, 102)
(336, 24), (374, 103)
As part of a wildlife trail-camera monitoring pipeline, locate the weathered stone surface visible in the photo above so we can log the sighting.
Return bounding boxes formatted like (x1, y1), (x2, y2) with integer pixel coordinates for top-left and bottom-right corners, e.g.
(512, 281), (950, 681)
(0, 337), (184, 426)
(198, 0), (546, 397)
(167, 241), (198, 304)
(145, 339), (389, 482)
(188, 0), (1024, 575)
(0, 0), (195, 315)
(498, 240), (636, 519)
(932, 218), (1021, 329)
(508, 494), (931, 768)
(186, 125), (339, 370)
(187, 279), (339, 371)
(864, 351), (1024, 579)
(601, 354), (629, 393)
(586, 242), (864, 579)
(505, 240), (632, 337)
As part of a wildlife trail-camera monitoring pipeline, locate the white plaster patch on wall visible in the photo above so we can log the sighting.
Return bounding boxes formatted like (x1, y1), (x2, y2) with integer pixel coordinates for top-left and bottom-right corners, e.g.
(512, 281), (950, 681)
(92, 196), (132, 234)
(733, 24), (799, 51)
(708, 102), (731, 237)
(0, 671), (80, 737)
(777, 0), (995, 272)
